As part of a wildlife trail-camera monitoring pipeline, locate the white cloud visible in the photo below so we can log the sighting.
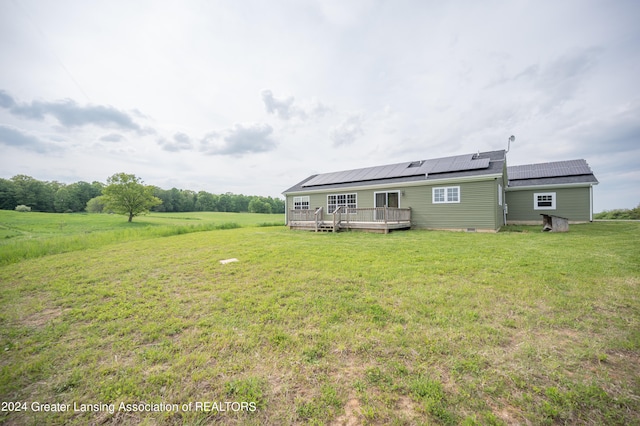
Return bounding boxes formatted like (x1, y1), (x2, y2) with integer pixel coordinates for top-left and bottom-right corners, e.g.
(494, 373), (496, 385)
(157, 132), (194, 152)
(201, 123), (276, 156)
(330, 114), (364, 147)
(0, 91), (144, 132)
(260, 89), (330, 121)
(0, 124), (61, 153)
(261, 90), (303, 120)
(100, 133), (125, 142)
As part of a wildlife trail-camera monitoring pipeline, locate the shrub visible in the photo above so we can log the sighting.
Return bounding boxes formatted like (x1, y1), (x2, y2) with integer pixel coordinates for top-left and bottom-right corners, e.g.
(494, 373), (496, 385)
(85, 196), (107, 213)
(594, 203), (640, 220)
(15, 205), (31, 212)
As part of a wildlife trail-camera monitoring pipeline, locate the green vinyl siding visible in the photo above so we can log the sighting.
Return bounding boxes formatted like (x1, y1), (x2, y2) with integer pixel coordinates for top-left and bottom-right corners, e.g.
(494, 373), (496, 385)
(405, 179), (499, 230)
(287, 178), (502, 230)
(505, 187), (592, 222)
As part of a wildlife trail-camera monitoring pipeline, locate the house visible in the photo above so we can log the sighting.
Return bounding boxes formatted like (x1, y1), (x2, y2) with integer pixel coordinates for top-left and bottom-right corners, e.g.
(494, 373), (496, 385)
(282, 150), (597, 232)
(505, 159), (598, 224)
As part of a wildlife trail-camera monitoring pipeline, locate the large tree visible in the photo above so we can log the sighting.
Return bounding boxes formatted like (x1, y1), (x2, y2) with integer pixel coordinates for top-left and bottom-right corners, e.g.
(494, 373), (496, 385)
(102, 173), (162, 222)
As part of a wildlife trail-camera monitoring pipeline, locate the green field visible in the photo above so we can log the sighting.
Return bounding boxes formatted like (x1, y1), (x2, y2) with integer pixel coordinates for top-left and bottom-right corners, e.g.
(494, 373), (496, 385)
(0, 212), (638, 425)
(0, 211), (284, 266)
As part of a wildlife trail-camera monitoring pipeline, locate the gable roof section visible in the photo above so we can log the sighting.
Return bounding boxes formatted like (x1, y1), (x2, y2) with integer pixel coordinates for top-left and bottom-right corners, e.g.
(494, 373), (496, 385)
(301, 153), (490, 188)
(507, 159), (598, 188)
(283, 150), (505, 194)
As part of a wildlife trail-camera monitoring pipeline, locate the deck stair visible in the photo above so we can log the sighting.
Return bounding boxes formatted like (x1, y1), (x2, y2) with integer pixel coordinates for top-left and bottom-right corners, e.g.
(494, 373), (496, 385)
(316, 221), (337, 232)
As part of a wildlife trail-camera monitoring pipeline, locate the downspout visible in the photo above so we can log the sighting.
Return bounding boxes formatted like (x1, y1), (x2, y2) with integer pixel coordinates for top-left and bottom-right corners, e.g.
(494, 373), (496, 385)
(590, 185), (593, 222)
(503, 190), (507, 225)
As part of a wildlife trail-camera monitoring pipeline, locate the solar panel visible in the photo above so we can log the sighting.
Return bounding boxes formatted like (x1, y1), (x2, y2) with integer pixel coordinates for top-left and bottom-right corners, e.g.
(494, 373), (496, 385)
(508, 160), (592, 180)
(302, 161), (424, 187)
(302, 152), (492, 187)
(425, 154), (490, 174)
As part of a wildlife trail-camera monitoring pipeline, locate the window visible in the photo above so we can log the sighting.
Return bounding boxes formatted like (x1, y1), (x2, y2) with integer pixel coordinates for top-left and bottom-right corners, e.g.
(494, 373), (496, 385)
(498, 184), (503, 206)
(534, 192), (556, 210)
(293, 196), (310, 210)
(328, 193), (357, 212)
(433, 186), (460, 203)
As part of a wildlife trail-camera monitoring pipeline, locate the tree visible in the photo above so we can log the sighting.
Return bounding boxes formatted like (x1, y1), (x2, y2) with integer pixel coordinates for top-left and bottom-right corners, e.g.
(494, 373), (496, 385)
(178, 189), (197, 211)
(85, 196), (107, 213)
(102, 173), (162, 222)
(151, 187), (172, 212)
(68, 181), (101, 212)
(10, 174), (55, 211)
(195, 191), (217, 211)
(217, 193), (234, 212)
(248, 197), (273, 214)
(54, 187), (72, 212)
(0, 178), (17, 210)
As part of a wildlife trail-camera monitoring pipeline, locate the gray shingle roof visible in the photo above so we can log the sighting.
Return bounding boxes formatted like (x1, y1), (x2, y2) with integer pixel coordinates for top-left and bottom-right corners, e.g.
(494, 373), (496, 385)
(283, 153), (598, 195)
(301, 153), (492, 188)
(283, 150), (505, 194)
(508, 174), (599, 187)
(508, 159), (592, 180)
(507, 159), (597, 187)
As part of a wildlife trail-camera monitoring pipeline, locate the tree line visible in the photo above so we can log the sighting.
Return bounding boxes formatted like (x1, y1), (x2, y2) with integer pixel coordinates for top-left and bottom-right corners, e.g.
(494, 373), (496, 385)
(0, 175), (285, 214)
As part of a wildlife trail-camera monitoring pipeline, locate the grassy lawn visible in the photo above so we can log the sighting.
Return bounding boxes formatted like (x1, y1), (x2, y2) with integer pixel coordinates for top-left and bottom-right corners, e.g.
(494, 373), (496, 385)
(0, 214), (638, 425)
(0, 211), (284, 266)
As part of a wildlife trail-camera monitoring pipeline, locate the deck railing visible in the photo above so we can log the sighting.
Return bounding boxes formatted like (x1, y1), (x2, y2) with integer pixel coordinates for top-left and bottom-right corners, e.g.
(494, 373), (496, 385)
(289, 206), (411, 231)
(314, 207), (323, 232)
(340, 207), (411, 225)
(333, 207), (343, 231)
(289, 208), (316, 221)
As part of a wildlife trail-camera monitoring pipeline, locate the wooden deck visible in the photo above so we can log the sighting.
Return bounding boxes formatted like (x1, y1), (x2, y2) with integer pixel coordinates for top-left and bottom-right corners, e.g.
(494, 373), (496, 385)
(287, 207), (411, 233)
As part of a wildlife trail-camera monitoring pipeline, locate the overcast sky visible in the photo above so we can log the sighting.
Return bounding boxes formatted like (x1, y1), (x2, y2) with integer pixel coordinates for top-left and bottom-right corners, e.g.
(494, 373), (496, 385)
(1, 0), (638, 212)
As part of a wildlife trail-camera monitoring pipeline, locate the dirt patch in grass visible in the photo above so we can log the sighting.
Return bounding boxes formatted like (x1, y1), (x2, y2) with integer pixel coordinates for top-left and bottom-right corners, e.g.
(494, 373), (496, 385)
(332, 398), (362, 426)
(488, 400), (530, 426)
(331, 354), (368, 381)
(21, 307), (65, 327)
(396, 395), (418, 422)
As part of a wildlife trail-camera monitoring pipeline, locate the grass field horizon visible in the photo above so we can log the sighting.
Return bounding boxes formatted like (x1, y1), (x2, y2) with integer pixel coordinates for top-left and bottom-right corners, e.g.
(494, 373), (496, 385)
(0, 211), (284, 266)
(0, 212), (638, 424)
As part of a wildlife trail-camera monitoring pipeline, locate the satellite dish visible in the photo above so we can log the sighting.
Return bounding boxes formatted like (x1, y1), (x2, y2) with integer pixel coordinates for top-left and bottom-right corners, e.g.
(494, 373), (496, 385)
(509, 135), (515, 142)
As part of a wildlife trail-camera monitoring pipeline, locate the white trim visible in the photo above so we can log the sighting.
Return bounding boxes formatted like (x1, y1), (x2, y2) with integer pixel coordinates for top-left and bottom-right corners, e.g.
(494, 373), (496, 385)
(374, 190), (401, 208)
(432, 186), (460, 204)
(590, 185), (593, 222)
(498, 183), (503, 206)
(506, 182), (598, 191)
(327, 193), (357, 213)
(283, 173), (503, 195)
(293, 196), (310, 210)
(534, 192), (556, 210)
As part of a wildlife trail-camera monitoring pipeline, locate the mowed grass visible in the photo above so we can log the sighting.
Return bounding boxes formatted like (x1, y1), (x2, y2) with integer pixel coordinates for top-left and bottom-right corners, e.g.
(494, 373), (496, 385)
(0, 217), (638, 425)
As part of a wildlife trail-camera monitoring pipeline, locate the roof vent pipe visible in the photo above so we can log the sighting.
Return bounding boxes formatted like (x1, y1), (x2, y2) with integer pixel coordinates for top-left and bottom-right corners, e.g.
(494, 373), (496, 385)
(505, 135), (515, 154)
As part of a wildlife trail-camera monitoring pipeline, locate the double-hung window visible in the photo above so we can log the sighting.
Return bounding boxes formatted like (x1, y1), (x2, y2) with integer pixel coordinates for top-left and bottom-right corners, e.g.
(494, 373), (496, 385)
(432, 186), (460, 204)
(293, 196), (310, 210)
(328, 193), (357, 212)
(534, 192), (556, 210)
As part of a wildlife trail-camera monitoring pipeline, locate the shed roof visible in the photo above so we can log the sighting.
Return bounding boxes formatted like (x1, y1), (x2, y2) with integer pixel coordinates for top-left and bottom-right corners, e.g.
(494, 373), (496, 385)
(507, 159), (598, 187)
(508, 159), (592, 180)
